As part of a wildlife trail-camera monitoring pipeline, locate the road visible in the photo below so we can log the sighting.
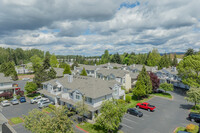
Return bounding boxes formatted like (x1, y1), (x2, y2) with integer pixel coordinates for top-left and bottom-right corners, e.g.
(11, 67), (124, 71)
(120, 90), (196, 133)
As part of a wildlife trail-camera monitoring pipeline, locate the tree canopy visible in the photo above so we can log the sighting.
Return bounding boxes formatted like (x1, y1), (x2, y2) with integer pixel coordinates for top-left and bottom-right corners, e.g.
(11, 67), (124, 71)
(177, 54), (200, 87)
(149, 72), (160, 91)
(25, 82), (38, 94)
(185, 87), (200, 109)
(95, 99), (126, 132)
(133, 65), (152, 99)
(50, 54), (58, 68)
(63, 64), (72, 75)
(159, 83), (173, 93)
(80, 67), (87, 76)
(23, 107), (74, 133)
(48, 68), (57, 79)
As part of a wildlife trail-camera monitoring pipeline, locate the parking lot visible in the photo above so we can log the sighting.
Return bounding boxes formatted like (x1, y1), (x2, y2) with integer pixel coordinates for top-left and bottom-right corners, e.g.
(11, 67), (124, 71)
(120, 91), (197, 133)
(1, 100), (37, 133)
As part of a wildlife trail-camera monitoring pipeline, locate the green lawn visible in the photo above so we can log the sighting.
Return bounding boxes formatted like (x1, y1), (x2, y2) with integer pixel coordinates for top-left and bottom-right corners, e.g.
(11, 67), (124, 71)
(174, 127), (185, 133)
(42, 107), (53, 113)
(152, 93), (172, 99)
(125, 94), (153, 109)
(9, 117), (24, 125)
(190, 104), (200, 113)
(77, 123), (105, 133)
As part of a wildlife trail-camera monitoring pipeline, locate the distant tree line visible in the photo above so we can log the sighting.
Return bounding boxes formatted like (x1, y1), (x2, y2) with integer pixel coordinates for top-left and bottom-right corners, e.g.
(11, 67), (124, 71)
(0, 47), (44, 65)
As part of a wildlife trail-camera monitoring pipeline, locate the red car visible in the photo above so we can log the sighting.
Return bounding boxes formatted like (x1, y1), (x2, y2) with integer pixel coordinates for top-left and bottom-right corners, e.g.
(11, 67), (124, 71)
(136, 102), (156, 112)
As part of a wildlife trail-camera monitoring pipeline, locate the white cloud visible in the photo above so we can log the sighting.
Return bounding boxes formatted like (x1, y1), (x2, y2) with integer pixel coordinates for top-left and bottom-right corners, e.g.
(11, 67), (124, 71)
(0, 0), (199, 55)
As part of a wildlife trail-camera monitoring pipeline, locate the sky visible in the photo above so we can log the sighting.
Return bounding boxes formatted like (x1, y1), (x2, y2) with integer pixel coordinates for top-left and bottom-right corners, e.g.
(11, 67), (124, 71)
(0, 0), (200, 56)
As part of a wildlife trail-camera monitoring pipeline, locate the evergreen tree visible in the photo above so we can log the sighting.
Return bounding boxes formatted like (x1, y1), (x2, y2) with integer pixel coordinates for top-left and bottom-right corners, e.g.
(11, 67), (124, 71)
(158, 53), (170, 69)
(133, 65), (152, 99)
(0, 62), (18, 80)
(71, 62), (79, 70)
(80, 67), (87, 76)
(184, 48), (195, 57)
(101, 50), (110, 64)
(63, 64), (72, 75)
(172, 53), (178, 66)
(43, 57), (51, 70)
(33, 67), (48, 87)
(50, 54), (58, 68)
(111, 53), (122, 64)
(48, 68), (57, 79)
(146, 49), (161, 66)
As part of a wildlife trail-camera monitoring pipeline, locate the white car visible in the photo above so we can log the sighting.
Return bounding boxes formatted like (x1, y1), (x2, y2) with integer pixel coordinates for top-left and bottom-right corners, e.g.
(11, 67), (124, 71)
(30, 96), (42, 104)
(1, 100), (11, 107)
(37, 98), (50, 105)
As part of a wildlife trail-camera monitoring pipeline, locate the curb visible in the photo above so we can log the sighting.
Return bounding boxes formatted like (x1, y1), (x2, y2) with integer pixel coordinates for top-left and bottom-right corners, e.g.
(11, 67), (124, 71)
(76, 125), (89, 133)
(173, 127), (178, 133)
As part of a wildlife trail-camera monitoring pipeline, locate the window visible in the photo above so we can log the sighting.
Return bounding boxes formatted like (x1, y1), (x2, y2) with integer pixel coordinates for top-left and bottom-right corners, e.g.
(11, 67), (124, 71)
(88, 98), (92, 103)
(76, 94), (80, 99)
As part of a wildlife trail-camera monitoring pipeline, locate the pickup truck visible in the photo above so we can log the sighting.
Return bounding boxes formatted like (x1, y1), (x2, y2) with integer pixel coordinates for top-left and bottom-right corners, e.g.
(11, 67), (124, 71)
(136, 102), (156, 112)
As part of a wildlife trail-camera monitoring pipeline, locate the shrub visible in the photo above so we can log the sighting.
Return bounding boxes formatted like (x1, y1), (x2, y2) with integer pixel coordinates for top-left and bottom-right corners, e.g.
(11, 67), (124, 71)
(125, 90), (129, 94)
(125, 95), (131, 103)
(16, 95), (21, 99)
(186, 124), (199, 133)
(118, 99), (126, 104)
(48, 104), (56, 110)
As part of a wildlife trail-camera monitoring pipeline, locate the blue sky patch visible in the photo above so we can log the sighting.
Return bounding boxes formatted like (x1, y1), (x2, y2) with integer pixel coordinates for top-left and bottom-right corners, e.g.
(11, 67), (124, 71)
(119, 1), (140, 10)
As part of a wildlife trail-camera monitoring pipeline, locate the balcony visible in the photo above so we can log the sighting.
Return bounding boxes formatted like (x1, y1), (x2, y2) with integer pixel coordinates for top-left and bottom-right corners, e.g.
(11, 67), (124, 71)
(51, 89), (62, 95)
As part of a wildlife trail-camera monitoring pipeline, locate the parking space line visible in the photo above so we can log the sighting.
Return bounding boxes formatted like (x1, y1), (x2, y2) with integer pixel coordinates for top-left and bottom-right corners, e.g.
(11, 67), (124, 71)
(125, 114), (144, 120)
(123, 117), (137, 124)
(120, 123), (134, 129)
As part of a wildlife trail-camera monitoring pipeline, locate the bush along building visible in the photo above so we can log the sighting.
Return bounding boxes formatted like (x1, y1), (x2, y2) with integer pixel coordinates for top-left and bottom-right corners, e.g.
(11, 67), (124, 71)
(39, 74), (125, 120)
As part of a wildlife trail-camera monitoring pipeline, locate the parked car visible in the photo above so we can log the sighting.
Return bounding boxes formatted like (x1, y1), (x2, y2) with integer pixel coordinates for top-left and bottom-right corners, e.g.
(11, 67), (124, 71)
(30, 96), (42, 104)
(127, 108), (143, 117)
(1, 100), (11, 107)
(153, 89), (164, 93)
(38, 101), (54, 108)
(136, 102), (156, 112)
(188, 112), (200, 123)
(11, 99), (19, 105)
(37, 98), (49, 105)
(177, 131), (190, 133)
(19, 97), (26, 103)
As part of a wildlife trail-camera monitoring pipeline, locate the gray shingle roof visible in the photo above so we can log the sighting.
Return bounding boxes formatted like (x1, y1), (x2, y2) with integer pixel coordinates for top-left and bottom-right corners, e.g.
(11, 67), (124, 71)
(53, 68), (64, 77)
(77, 64), (99, 71)
(97, 68), (129, 77)
(0, 73), (13, 83)
(43, 75), (118, 99)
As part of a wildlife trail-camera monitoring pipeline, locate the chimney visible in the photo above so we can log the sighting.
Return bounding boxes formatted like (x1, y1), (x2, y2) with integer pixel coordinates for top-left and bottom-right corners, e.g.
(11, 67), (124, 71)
(132, 64), (135, 67)
(108, 62), (110, 66)
(68, 75), (73, 83)
(64, 74), (73, 82)
(74, 66), (76, 71)
(95, 64), (96, 66)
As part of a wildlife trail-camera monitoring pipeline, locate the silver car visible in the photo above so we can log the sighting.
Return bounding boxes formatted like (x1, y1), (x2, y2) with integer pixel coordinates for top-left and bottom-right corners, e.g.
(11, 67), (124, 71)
(11, 99), (19, 105)
(38, 101), (53, 108)
(37, 98), (49, 105)
(1, 100), (11, 107)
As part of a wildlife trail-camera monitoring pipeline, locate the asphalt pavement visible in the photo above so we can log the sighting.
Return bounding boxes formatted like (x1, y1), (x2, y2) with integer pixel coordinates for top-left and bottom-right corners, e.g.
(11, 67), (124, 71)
(120, 91), (196, 133)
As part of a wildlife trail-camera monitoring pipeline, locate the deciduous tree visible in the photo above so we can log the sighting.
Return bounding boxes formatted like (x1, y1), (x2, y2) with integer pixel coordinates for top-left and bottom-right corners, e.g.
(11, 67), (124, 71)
(23, 107), (74, 133)
(149, 72), (160, 91)
(159, 83), (173, 93)
(25, 82), (37, 94)
(95, 99), (126, 132)
(50, 54), (58, 68)
(177, 54), (200, 87)
(185, 87), (200, 109)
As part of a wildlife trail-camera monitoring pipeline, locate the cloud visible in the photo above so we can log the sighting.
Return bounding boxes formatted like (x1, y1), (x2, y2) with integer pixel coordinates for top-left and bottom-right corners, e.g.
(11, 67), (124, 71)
(0, 0), (200, 55)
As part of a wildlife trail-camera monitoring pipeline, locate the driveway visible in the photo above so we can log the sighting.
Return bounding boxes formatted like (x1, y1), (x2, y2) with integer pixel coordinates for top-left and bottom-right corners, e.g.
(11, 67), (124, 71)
(120, 91), (197, 133)
(14, 80), (29, 91)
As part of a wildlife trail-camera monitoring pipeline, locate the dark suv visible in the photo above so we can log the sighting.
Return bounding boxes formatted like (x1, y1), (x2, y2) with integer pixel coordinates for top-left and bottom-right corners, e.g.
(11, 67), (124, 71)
(127, 108), (143, 117)
(188, 112), (200, 123)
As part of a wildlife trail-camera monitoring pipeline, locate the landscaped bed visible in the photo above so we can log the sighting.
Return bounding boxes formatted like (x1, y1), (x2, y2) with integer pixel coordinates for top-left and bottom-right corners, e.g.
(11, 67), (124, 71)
(9, 117), (24, 125)
(190, 104), (200, 113)
(174, 127), (186, 133)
